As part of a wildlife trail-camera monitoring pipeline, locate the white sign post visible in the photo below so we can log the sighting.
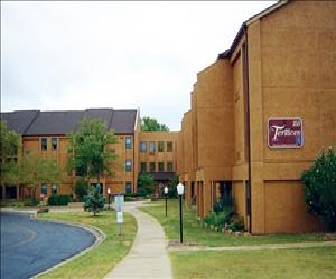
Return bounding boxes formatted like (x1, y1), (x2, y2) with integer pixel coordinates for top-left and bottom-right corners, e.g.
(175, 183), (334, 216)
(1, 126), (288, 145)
(114, 194), (124, 236)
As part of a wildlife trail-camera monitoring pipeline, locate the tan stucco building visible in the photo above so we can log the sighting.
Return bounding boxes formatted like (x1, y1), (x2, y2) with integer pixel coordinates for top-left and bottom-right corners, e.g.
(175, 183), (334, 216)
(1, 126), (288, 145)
(177, 0), (336, 234)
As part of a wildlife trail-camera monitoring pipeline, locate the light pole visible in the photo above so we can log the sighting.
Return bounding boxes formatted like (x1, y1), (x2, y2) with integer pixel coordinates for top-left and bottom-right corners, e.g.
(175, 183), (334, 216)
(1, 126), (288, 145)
(164, 186), (168, 218)
(177, 182), (184, 244)
(108, 187), (111, 210)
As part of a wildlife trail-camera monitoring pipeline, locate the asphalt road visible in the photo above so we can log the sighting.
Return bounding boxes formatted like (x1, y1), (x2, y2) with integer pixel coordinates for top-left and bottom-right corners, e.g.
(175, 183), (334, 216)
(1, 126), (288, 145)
(1, 212), (95, 279)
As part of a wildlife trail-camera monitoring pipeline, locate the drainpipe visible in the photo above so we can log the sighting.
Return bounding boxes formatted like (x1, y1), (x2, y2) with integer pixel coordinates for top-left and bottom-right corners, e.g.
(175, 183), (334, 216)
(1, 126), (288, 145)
(243, 24), (252, 233)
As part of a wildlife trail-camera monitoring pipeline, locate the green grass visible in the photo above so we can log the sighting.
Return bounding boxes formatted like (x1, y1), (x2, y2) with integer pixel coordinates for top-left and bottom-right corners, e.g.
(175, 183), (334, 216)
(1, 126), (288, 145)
(37, 210), (137, 279)
(139, 200), (327, 246)
(171, 247), (336, 279)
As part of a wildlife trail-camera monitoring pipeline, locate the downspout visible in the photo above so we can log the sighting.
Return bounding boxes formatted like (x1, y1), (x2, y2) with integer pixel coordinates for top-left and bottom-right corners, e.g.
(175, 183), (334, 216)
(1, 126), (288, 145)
(243, 24), (252, 233)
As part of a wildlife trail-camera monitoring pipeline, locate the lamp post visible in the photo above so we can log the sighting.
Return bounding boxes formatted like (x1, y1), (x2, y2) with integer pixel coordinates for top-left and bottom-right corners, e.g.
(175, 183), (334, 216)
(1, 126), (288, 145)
(164, 186), (168, 218)
(177, 182), (184, 244)
(108, 187), (111, 210)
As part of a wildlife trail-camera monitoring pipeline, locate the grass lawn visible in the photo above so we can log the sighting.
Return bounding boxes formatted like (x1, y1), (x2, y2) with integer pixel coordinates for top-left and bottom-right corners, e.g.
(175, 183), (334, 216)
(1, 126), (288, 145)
(171, 246), (336, 279)
(139, 200), (327, 246)
(37, 210), (137, 279)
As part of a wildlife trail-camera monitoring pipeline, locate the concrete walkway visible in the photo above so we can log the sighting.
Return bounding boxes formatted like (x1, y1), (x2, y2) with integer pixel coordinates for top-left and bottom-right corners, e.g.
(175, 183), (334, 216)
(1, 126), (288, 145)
(168, 240), (336, 252)
(104, 201), (172, 279)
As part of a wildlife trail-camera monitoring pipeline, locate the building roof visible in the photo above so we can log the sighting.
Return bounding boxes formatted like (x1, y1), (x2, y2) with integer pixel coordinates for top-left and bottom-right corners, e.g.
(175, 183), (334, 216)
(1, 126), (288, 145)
(0, 108), (138, 136)
(217, 0), (290, 60)
(0, 110), (39, 134)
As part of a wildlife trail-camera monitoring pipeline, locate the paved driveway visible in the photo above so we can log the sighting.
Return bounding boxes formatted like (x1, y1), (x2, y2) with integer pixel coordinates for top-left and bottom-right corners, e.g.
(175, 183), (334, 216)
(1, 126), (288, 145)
(1, 212), (95, 279)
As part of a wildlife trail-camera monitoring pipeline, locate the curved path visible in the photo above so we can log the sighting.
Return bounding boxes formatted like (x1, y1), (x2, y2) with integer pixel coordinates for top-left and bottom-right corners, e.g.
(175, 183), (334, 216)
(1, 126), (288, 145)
(1, 211), (95, 279)
(104, 202), (172, 279)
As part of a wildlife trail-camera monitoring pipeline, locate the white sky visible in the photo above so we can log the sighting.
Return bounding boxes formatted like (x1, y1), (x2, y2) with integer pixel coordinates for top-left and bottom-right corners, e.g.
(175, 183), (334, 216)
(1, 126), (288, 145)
(1, 1), (276, 131)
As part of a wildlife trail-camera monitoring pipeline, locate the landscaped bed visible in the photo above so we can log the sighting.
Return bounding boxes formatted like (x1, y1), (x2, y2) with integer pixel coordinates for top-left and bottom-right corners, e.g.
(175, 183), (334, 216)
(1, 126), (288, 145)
(139, 200), (331, 247)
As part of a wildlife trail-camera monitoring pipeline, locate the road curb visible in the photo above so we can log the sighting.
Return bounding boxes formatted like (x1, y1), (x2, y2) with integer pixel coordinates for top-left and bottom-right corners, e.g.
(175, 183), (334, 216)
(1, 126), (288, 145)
(0, 210), (106, 279)
(32, 218), (106, 278)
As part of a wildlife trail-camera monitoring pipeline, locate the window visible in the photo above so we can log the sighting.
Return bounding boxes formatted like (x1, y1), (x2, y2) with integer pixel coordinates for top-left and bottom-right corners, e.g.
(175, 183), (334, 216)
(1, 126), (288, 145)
(125, 159), (132, 172)
(140, 162), (147, 172)
(41, 184), (47, 195)
(41, 138), (47, 151)
(140, 141), (147, 152)
(52, 183), (57, 195)
(125, 182), (132, 194)
(158, 162), (164, 171)
(125, 137), (132, 149)
(167, 161), (173, 172)
(167, 141), (173, 152)
(149, 162), (156, 172)
(52, 138), (58, 151)
(149, 141), (156, 153)
(158, 141), (164, 152)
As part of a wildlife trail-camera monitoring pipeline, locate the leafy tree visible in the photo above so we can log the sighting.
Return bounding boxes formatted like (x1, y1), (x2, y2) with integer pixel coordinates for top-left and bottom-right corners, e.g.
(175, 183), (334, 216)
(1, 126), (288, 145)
(141, 116), (169, 132)
(84, 184), (105, 215)
(0, 121), (20, 187)
(137, 172), (155, 197)
(67, 118), (119, 187)
(301, 148), (336, 232)
(74, 177), (88, 202)
(19, 152), (62, 205)
(167, 174), (179, 198)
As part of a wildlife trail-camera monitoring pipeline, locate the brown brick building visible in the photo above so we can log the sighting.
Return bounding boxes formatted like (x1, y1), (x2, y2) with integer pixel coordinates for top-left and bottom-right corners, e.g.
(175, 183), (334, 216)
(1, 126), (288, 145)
(177, 0), (336, 234)
(1, 108), (178, 201)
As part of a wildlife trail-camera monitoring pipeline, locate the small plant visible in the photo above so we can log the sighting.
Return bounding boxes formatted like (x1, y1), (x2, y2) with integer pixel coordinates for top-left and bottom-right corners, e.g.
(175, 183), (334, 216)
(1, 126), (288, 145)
(229, 215), (245, 232)
(301, 147), (336, 232)
(84, 184), (105, 215)
(204, 211), (216, 226)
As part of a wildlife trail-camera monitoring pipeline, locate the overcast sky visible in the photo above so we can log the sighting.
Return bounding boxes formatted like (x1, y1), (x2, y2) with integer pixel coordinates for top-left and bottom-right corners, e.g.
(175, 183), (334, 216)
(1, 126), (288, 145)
(1, 1), (275, 131)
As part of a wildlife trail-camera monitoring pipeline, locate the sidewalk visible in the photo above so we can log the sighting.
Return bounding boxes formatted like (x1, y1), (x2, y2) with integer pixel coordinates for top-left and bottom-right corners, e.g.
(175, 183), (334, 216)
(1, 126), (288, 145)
(103, 201), (172, 279)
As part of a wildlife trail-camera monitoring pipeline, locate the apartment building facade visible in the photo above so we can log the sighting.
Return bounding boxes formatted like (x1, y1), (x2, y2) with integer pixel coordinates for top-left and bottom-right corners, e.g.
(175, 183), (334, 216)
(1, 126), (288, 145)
(177, 0), (336, 233)
(1, 108), (178, 201)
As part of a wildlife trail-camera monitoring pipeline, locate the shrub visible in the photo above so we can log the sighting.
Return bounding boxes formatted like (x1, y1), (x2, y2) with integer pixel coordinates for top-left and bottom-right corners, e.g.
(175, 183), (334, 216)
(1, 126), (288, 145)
(84, 184), (105, 215)
(229, 215), (245, 232)
(301, 148), (336, 232)
(204, 211), (216, 226)
(47, 194), (72, 206)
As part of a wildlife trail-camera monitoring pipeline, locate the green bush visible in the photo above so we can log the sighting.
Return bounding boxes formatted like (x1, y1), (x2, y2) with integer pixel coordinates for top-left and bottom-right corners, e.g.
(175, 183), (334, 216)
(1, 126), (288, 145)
(229, 215), (245, 232)
(204, 211), (216, 225)
(84, 184), (105, 215)
(301, 148), (336, 232)
(47, 194), (72, 206)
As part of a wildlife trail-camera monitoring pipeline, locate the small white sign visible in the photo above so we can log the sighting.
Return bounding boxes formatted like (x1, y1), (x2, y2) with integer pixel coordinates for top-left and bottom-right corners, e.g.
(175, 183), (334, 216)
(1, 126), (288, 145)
(116, 211), (123, 223)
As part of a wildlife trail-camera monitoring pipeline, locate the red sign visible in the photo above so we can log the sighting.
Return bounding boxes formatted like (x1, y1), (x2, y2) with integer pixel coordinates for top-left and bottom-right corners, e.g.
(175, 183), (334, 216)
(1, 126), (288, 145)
(268, 117), (303, 148)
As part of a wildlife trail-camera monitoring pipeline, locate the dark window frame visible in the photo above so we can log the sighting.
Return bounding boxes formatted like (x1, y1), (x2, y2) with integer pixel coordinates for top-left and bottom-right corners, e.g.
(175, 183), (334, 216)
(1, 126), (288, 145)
(125, 159), (132, 172)
(41, 138), (47, 151)
(125, 137), (132, 149)
(140, 141), (147, 152)
(52, 138), (58, 151)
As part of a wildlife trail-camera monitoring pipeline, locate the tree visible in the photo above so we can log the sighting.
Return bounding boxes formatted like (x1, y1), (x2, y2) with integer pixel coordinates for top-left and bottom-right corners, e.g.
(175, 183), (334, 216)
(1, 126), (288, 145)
(84, 184), (105, 215)
(301, 147), (336, 232)
(67, 118), (119, 185)
(137, 172), (155, 197)
(0, 121), (20, 187)
(74, 177), (88, 202)
(19, 152), (62, 205)
(141, 116), (169, 132)
(167, 174), (179, 198)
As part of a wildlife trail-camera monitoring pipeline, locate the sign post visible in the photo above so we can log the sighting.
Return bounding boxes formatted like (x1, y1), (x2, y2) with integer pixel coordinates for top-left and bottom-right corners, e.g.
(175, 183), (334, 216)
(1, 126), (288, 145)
(114, 194), (124, 236)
